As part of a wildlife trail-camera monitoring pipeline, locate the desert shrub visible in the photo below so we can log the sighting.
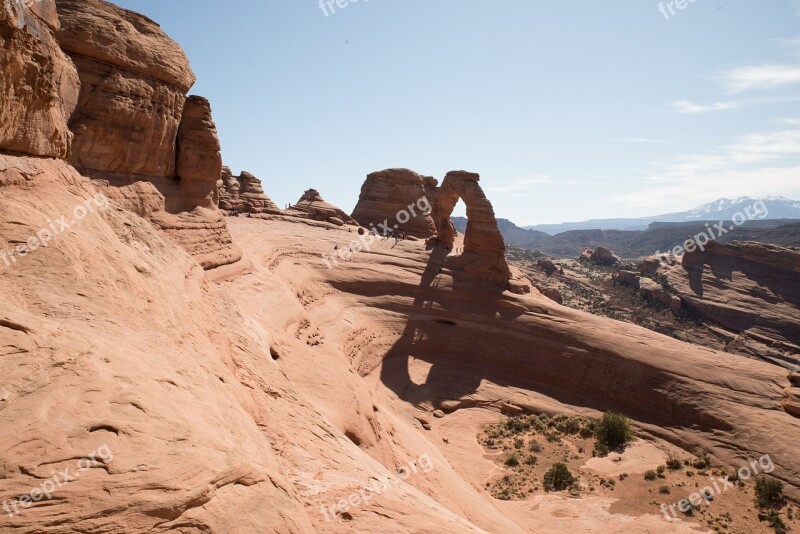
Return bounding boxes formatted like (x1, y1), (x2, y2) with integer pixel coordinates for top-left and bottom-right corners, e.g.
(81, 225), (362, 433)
(656, 465), (666, 477)
(557, 417), (582, 435)
(514, 438), (524, 449)
(594, 412), (634, 451)
(505, 453), (520, 467)
(504, 417), (530, 434)
(659, 485), (670, 494)
(529, 440), (542, 453)
(764, 512), (788, 534)
(666, 454), (682, 471)
(524, 455), (538, 466)
(644, 470), (657, 481)
(543, 463), (576, 492)
(692, 456), (711, 469)
(755, 478), (786, 510)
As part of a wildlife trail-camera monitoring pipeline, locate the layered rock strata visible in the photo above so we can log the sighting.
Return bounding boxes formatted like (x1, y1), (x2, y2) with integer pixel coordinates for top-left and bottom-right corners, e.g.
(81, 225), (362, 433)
(218, 167), (281, 214)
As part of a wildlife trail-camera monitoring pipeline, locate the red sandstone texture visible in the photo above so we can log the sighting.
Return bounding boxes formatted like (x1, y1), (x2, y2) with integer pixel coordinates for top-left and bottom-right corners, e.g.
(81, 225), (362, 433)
(1, 1), (799, 533)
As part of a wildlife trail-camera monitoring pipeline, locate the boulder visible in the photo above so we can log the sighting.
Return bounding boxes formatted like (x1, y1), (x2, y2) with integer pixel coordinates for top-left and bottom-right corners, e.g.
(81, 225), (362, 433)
(538, 259), (558, 276)
(613, 270), (641, 289)
(590, 247), (620, 266)
(542, 288), (563, 305)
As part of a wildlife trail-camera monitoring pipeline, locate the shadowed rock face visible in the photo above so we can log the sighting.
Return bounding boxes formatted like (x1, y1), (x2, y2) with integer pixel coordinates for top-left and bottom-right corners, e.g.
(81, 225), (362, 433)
(351, 168), (437, 237)
(219, 167), (280, 214)
(0, 0), (79, 158)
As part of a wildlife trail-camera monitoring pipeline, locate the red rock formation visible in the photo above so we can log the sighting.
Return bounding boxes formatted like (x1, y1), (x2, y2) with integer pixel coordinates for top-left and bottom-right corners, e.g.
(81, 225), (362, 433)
(176, 96), (222, 212)
(218, 167), (280, 214)
(0, 0), (79, 158)
(289, 189), (356, 225)
(664, 240), (800, 368)
(53, 0), (241, 269)
(433, 171), (511, 286)
(351, 168), (437, 237)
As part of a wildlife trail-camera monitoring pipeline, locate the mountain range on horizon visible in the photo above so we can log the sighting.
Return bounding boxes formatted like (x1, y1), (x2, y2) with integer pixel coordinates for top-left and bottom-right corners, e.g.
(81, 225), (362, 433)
(519, 196), (800, 235)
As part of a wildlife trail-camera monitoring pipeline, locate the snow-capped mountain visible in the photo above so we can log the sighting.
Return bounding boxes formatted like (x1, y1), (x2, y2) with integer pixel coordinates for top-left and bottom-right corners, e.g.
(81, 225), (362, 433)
(524, 197), (800, 235)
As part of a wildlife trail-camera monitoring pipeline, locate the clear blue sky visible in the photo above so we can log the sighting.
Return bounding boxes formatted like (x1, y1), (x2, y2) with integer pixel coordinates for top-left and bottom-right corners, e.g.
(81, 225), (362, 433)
(114, 0), (800, 225)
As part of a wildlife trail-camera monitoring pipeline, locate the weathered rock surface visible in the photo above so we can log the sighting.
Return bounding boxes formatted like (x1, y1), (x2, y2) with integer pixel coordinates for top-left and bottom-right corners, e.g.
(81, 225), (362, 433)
(0, 0), (79, 158)
(175, 96), (222, 212)
(351, 168), (437, 237)
(663, 241), (800, 368)
(53, 0), (240, 270)
(434, 171), (511, 285)
(288, 188), (356, 225)
(56, 0), (193, 179)
(218, 167), (280, 214)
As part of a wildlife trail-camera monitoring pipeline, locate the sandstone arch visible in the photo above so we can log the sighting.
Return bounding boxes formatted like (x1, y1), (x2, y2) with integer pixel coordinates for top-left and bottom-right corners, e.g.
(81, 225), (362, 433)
(432, 171), (511, 285)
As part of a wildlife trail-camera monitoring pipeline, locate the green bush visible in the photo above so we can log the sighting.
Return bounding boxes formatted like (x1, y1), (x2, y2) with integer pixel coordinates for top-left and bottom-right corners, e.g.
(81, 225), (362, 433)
(505, 453), (520, 467)
(594, 412), (634, 452)
(765, 512), (788, 534)
(666, 456), (682, 471)
(543, 463), (576, 492)
(644, 470), (657, 481)
(755, 478), (786, 510)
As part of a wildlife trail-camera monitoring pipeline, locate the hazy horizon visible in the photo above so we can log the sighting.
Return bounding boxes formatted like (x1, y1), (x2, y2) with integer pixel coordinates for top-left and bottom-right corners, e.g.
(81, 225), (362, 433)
(114, 0), (800, 226)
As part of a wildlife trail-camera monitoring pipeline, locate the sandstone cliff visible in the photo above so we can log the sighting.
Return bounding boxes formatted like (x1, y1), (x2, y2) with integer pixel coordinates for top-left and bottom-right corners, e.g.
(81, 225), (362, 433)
(664, 240), (800, 369)
(54, 0), (240, 268)
(0, 0), (78, 158)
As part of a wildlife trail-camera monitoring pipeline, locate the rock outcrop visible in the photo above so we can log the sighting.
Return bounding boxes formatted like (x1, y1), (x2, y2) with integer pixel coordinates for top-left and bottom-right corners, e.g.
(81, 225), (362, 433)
(433, 171), (511, 286)
(55, 0), (194, 182)
(581, 246), (620, 266)
(351, 168), (513, 288)
(0, 0), (79, 158)
(53, 0), (241, 269)
(218, 167), (280, 214)
(351, 168), (437, 237)
(663, 241), (800, 368)
(288, 189), (356, 225)
(175, 96), (222, 212)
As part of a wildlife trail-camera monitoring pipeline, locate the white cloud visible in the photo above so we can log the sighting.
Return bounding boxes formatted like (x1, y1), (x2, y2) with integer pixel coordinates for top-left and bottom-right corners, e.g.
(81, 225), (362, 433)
(670, 100), (738, 114)
(723, 64), (800, 93)
(726, 129), (800, 163)
(607, 126), (800, 211)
